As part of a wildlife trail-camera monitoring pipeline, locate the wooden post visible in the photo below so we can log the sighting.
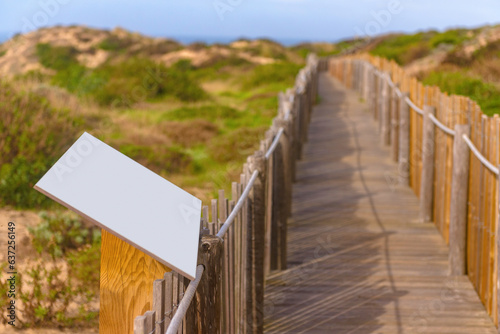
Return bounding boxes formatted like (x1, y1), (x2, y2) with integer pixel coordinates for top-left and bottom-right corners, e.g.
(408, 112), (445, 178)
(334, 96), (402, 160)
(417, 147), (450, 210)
(381, 75), (391, 146)
(100, 232), (170, 334)
(419, 106), (436, 222)
(296, 89), (305, 159)
(399, 92), (410, 186)
(448, 125), (471, 275)
(193, 235), (223, 334)
(246, 152), (266, 334)
(268, 124), (289, 271)
(184, 276), (197, 334)
(378, 75), (385, 135)
(370, 68), (376, 118)
(391, 84), (400, 162)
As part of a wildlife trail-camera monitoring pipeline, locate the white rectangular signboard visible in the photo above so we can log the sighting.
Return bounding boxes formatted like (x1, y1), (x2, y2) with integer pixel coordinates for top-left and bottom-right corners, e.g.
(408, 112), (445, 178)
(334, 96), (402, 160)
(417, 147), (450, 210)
(35, 132), (202, 280)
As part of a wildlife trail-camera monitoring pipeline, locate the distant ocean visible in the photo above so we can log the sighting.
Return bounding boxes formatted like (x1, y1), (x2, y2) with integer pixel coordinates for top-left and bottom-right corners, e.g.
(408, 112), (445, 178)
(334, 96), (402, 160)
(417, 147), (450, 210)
(0, 31), (325, 47)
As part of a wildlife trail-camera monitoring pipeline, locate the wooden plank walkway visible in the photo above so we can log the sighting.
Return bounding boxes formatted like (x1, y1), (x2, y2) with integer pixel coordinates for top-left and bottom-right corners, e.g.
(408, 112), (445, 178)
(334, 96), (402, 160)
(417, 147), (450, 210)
(263, 73), (497, 333)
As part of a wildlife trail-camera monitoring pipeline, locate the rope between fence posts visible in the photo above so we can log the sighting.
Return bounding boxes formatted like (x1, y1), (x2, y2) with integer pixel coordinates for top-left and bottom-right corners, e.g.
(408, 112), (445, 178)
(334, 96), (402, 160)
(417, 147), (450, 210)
(165, 265), (204, 334)
(363, 62), (422, 110)
(216, 169), (260, 238)
(428, 114), (456, 136)
(462, 134), (499, 175)
(404, 96), (424, 115)
(383, 74), (404, 98)
(265, 127), (284, 160)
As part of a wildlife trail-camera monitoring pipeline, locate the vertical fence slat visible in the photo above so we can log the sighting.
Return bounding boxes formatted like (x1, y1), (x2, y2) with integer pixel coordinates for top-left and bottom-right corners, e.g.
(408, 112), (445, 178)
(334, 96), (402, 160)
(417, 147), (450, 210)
(391, 83), (400, 162)
(240, 173), (248, 334)
(218, 190), (229, 334)
(172, 271), (179, 330)
(178, 275), (186, 334)
(419, 106), (436, 222)
(229, 199), (236, 334)
(164, 272), (173, 329)
(448, 125), (471, 275)
(134, 315), (147, 334)
(399, 92), (410, 186)
(153, 279), (166, 334)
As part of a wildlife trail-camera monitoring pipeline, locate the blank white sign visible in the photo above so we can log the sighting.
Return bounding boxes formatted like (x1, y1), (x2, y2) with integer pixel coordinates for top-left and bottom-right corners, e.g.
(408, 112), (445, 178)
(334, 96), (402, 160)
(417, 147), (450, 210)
(35, 132), (202, 280)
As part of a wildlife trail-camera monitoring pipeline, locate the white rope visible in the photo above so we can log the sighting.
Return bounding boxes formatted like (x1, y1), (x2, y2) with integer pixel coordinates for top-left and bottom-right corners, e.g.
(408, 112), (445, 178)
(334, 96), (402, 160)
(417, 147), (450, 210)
(284, 111), (290, 121)
(265, 127), (284, 160)
(383, 73), (404, 98)
(404, 96), (424, 115)
(428, 114), (456, 137)
(216, 170), (259, 238)
(385, 73), (396, 89)
(462, 134), (499, 175)
(165, 265), (204, 334)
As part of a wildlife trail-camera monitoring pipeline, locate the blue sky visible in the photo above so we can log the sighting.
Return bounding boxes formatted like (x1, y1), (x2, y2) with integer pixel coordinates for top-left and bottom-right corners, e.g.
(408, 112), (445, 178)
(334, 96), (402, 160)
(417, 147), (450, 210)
(1, 0), (499, 43)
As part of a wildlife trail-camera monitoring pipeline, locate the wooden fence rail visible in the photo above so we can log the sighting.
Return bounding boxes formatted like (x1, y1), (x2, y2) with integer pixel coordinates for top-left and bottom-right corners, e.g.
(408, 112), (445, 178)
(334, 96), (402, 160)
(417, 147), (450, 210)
(132, 54), (326, 334)
(329, 55), (500, 330)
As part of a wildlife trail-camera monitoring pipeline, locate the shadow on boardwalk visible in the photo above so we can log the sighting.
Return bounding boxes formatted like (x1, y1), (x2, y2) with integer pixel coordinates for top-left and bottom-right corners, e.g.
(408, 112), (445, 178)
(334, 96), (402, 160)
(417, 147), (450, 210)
(263, 74), (496, 334)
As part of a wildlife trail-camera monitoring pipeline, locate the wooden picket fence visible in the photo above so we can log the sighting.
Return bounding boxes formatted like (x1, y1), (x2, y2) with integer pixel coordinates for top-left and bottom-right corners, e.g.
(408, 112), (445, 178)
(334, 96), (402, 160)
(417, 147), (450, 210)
(330, 55), (500, 327)
(132, 55), (329, 334)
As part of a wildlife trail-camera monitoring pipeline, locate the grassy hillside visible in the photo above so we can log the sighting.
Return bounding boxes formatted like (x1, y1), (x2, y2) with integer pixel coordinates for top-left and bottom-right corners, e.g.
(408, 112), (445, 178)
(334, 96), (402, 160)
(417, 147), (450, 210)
(365, 25), (500, 115)
(0, 26), (333, 330)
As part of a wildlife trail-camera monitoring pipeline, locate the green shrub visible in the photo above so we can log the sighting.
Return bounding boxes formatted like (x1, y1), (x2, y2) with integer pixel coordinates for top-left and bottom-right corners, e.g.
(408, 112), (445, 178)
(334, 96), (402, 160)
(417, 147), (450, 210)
(370, 33), (432, 65)
(473, 39), (500, 60)
(91, 58), (208, 106)
(0, 212), (100, 328)
(97, 35), (134, 51)
(51, 63), (89, 93)
(0, 50), (6, 57)
(0, 157), (55, 208)
(0, 81), (82, 208)
(29, 211), (100, 259)
(36, 43), (79, 71)
(429, 29), (470, 48)
(242, 62), (302, 90)
(423, 70), (500, 115)
(35, 44), (208, 106)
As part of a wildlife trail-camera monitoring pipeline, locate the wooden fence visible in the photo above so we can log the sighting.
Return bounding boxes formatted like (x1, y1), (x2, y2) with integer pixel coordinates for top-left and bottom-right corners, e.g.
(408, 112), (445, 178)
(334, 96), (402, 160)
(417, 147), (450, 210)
(131, 54), (328, 334)
(329, 55), (500, 328)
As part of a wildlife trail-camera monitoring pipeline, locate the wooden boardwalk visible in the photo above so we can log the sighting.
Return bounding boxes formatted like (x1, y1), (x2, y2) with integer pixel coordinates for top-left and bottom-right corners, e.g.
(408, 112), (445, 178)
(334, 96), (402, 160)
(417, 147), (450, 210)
(263, 73), (497, 333)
